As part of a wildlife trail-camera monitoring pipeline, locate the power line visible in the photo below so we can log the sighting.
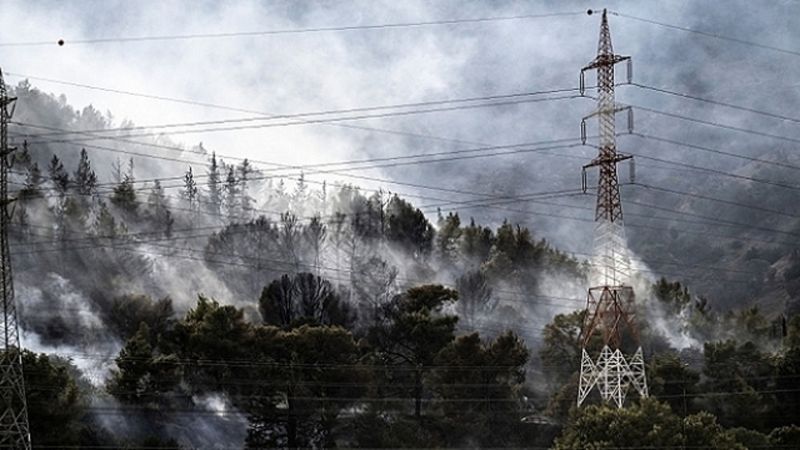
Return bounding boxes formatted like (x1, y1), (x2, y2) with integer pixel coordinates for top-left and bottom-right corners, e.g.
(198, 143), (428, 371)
(16, 94), (583, 145)
(9, 128), (587, 192)
(13, 228), (588, 310)
(633, 133), (800, 172)
(631, 152), (800, 192)
(633, 83), (800, 125)
(0, 11), (585, 47)
(6, 72), (587, 150)
(609, 10), (800, 58)
(17, 87), (585, 139)
(16, 117), (800, 233)
(633, 182), (800, 220)
(634, 103), (800, 147)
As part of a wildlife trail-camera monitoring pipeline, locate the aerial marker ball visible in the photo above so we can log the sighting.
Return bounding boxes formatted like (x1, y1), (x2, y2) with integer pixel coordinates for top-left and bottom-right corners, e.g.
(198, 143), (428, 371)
(58, 39), (64, 46)
(587, 9), (593, 15)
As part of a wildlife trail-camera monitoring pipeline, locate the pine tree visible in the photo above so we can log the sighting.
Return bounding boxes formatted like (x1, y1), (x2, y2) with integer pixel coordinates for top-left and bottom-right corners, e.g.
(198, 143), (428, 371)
(93, 200), (118, 237)
(74, 148), (98, 196)
(291, 172), (308, 216)
(148, 180), (174, 236)
(223, 166), (240, 222)
(20, 162), (43, 200)
(111, 174), (138, 215)
(207, 151), (222, 217)
(111, 157), (123, 183)
(48, 155), (70, 239)
(238, 158), (254, 217)
(274, 178), (289, 212)
(181, 166), (199, 213)
(48, 155), (69, 195)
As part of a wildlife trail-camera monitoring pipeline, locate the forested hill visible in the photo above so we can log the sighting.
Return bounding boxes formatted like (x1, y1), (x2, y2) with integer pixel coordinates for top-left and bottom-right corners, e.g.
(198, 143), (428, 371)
(7, 81), (800, 448)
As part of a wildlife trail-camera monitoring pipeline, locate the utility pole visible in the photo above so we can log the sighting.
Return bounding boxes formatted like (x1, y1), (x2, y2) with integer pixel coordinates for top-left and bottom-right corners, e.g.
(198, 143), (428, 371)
(576, 9), (648, 409)
(0, 67), (32, 449)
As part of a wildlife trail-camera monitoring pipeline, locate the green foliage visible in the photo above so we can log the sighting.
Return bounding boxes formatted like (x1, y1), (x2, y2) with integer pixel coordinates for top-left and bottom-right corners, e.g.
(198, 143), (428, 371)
(146, 180), (174, 236)
(111, 174), (139, 215)
(553, 398), (744, 450)
(769, 425), (800, 448)
(385, 195), (434, 259)
(540, 311), (584, 384)
(170, 295), (253, 388)
(73, 148), (98, 196)
(459, 217), (493, 265)
(23, 351), (87, 447)
(700, 340), (773, 429)
(436, 211), (461, 265)
(206, 151), (222, 216)
(653, 277), (692, 313)
(647, 352), (700, 415)
(107, 323), (179, 403)
(48, 154), (69, 194)
(728, 427), (770, 448)
(429, 331), (529, 447)
(103, 294), (175, 341)
(772, 346), (800, 428)
(244, 325), (363, 449)
(367, 285), (458, 419)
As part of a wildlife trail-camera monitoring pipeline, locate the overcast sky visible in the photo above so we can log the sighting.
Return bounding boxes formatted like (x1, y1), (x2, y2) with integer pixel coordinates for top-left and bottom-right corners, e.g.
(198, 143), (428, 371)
(2, 0), (799, 253)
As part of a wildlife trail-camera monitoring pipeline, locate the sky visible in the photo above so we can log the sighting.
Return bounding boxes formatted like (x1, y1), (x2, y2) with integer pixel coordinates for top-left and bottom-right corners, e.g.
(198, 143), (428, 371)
(2, 0), (800, 254)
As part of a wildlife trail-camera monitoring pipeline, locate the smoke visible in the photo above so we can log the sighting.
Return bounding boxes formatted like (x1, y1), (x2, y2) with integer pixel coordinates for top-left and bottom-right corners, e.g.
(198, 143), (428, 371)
(630, 251), (702, 351)
(18, 273), (122, 384)
(162, 393), (248, 449)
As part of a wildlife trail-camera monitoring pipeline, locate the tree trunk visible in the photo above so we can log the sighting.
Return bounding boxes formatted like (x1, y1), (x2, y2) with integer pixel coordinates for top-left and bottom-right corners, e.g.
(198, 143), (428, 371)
(414, 367), (422, 420)
(287, 393), (297, 449)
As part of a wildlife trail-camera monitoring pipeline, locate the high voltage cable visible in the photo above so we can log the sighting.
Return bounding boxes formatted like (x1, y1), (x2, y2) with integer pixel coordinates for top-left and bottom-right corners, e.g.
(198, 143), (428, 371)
(10, 98), (800, 246)
(609, 10), (800, 58)
(631, 152), (800, 192)
(15, 117), (800, 225)
(9, 121), (591, 188)
(7, 138), (800, 250)
(22, 81), (800, 141)
(13, 228), (587, 309)
(11, 219), (777, 283)
(16, 129), (798, 239)
(6, 72), (591, 150)
(18, 87), (585, 139)
(15, 387), (800, 412)
(14, 226), (588, 301)
(633, 182), (800, 220)
(633, 133), (800, 172)
(625, 200), (800, 239)
(9, 129), (587, 192)
(633, 83), (800, 125)
(14, 89), (800, 203)
(0, 11), (585, 47)
(633, 104), (800, 147)
(10, 153), (799, 253)
(10, 191), (790, 283)
(16, 94), (583, 145)
(14, 169), (797, 251)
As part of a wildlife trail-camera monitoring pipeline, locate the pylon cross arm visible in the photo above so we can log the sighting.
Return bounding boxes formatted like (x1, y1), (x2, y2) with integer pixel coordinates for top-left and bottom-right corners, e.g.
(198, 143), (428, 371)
(582, 54), (630, 72)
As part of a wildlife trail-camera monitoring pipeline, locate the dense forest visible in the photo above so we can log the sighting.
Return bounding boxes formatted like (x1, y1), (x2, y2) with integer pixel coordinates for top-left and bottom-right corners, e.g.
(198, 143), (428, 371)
(5, 81), (800, 448)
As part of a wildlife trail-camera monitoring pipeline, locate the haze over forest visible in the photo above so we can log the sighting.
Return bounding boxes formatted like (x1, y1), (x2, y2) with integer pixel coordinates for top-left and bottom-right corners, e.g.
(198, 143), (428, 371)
(0, 1), (799, 448)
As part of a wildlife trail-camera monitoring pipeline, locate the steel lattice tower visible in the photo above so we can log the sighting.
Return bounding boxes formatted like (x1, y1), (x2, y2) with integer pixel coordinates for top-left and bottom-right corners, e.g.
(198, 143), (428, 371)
(0, 68), (31, 449)
(576, 10), (648, 409)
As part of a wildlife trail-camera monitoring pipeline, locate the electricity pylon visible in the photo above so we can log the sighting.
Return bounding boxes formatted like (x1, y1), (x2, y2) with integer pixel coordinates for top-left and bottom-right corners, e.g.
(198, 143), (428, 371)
(576, 9), (648, 409)
(0, 67), (32, 449)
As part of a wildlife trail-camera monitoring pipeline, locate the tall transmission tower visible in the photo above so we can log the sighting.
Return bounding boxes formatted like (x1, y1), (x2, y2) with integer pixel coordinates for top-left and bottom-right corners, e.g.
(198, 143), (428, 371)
(576, 9), (648, 409)
(0, 68), (32, 449)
